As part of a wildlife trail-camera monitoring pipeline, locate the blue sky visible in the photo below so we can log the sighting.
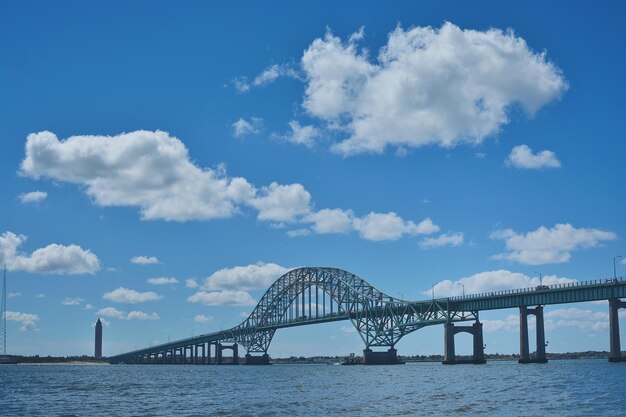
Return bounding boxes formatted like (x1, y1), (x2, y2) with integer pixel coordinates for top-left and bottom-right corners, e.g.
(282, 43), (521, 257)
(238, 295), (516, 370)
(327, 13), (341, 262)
(1, 1), (625, 358)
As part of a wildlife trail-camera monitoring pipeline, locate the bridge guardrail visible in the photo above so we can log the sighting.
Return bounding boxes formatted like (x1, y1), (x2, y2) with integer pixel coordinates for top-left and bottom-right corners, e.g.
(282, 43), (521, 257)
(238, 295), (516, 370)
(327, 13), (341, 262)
(447, 276), (624, 302)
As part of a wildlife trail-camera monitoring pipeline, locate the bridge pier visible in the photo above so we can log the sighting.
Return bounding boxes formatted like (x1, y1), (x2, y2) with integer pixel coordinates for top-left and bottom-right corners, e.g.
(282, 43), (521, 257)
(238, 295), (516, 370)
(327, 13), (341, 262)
(519, 305), (547, 364)
(216, 343), (240, 364)
(363, 347), (403, 365)
(245, 353), (271, 365)
(609, 298), (626, 362)
(442, 321), (486, 364)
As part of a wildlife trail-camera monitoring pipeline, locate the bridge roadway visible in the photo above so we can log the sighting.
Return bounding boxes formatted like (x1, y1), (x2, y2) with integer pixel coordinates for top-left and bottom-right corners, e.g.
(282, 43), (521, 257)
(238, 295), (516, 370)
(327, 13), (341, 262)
(108, 268), (626, 365)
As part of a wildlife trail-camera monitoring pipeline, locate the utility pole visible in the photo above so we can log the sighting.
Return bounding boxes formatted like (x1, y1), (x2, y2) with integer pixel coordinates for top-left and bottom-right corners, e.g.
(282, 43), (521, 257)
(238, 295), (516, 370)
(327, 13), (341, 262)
(1, 264), (7, 356)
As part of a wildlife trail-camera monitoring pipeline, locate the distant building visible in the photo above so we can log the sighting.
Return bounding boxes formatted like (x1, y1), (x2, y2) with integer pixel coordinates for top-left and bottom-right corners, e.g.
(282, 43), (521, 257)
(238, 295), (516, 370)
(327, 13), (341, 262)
(95, 318), (102, 358)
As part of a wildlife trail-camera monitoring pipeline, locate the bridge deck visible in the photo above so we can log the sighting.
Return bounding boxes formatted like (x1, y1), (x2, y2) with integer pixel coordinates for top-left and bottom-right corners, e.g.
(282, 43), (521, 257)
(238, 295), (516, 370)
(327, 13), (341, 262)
(108, 277), (625, 363)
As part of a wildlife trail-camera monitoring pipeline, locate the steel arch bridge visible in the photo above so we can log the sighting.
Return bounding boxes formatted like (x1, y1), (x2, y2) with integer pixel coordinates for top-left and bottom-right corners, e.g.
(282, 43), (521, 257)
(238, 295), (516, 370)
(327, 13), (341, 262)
(225, 267), (476, 354)
(108, 267), (626, 365)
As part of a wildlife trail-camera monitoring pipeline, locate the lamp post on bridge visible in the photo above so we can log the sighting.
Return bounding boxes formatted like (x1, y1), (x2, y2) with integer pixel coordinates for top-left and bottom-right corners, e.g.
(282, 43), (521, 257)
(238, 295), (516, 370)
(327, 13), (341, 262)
(614, 255), (622, 280)
(458, 283), (465, 298)
(534, 271), (543, 286)
(431, 284), (435, 300)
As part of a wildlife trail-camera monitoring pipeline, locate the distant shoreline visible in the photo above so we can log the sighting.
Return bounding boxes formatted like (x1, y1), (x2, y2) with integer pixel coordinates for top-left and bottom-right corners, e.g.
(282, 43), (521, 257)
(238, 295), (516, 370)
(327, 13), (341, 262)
(2, 351), (620, 365)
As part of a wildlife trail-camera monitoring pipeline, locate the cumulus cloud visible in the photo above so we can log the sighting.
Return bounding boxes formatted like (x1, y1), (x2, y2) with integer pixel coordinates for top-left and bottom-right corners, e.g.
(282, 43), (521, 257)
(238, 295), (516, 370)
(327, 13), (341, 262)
(147, 277), (178, 285)
(8, 292), (22, 298)
(194, 314), (213, 323)
(20, 130), (257, 222)
(19, 191), (47, 204)
(286, 22), (567, 155)
(185, 278), (199, 288)
(506, 145), (561, 169)
(419, 232), (464, 249)
(102, 287), (162, 304)
(233, 117), (263, 138)
(131, 256), (160, 265)
(427, 269), (576, 297)
(96, 306), (159, 320)
(97, 306), (126, 319)
(187, 290), (256, 306)
(353, 213), (439, 241)
(61, 297), (85, 306)
(249, 182), (311, 223)
(126, 311), (159, 320)
(299, 209), (439, 241)
(491, 224), (617, 265)
(6, 311), (40, 331)
(0, 231), (99, 275)
(19, 130), (446, 243)
(202, 262), (288, 291)
(281, 121), (320, 148)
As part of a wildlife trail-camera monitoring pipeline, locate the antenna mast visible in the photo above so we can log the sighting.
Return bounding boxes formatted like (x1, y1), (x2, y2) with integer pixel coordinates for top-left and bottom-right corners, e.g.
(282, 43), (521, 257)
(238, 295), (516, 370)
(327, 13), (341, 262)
(1, 265), (6, 356)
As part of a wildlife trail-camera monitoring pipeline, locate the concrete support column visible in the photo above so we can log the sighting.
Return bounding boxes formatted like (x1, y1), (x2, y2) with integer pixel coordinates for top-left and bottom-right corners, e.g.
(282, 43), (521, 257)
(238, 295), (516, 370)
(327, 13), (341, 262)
(519, 305), (547, 364)
(535, 306), (546, 362)
(216, 343), (223, 364)
(443, 322), (455, 364)
(233, 343), (239, 365)
(519, 306), (529, 362)
(473, 321), (486, 364)
(609, 298), (626, 362)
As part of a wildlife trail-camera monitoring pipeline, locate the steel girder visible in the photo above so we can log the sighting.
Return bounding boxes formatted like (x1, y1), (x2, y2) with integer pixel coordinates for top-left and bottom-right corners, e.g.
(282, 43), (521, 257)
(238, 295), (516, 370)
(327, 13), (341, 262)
(231, 267), (477, 352)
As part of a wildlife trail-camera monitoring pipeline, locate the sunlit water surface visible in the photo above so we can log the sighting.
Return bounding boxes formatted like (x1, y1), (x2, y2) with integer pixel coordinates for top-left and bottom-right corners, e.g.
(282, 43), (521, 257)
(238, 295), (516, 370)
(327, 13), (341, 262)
(1, 360), (625, 416)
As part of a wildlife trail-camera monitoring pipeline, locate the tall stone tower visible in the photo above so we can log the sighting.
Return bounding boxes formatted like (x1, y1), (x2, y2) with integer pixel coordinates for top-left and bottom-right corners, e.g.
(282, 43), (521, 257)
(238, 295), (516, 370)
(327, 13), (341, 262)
(95, 318), (102, 358)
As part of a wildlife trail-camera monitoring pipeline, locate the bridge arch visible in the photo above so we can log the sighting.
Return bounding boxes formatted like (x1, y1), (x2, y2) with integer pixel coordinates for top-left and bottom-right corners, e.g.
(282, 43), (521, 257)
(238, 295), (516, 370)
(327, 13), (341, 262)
(227, 267), (443, 355)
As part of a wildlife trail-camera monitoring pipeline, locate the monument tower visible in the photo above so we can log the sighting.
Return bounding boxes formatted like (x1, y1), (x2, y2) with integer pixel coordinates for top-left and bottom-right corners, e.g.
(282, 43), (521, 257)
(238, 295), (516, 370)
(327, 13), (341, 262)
(95, 318), (102, 358)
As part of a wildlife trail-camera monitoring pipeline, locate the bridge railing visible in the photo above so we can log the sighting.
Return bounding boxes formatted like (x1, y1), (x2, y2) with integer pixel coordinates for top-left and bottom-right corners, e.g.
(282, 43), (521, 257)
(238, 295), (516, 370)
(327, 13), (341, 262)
(447, 276), (624, 302)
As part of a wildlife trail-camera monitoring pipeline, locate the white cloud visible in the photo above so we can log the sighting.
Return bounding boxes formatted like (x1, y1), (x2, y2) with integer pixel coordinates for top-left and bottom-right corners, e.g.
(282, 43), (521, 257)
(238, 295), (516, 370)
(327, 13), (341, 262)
(296, 23), (567, 155)
(36, 293), (45, 298)
(299, 209), (439, 241)
(254, 64), (300, 87)
(20, 130), (257, 222)
(545, 307), (610, 332)
(491, 224), (617, 265)
(126, 311), (159, 320)
(305, 209), (355, 234)
(286, 228), (311, 237)
(84, 304), (93, 310)
(235, 64), (301, 92)
(202, 262), (288, 291)
(185, 278), (199, 289)
(8, 292), (22, 298)
(427, 269), (576, 297)
(249, 182), (311, 223)
(282, 121), (319, 148)
(187, 290), (256, 306)
(102, 287), (162, 304)
(353, 213), (439, 241)
(419, 232), (464, 249)
(61, 297), (84, 306)
(339, 325), (357, 334)
(482, 314), (520, 333)
(19, 191), (47, 204)
(232, 117), (262, 138)
(5, 311), (40, 331)
(19, 131), (446, 243)
(97, 307), (126, 319)
(130, 256), (160, 265)
(506, 144), (561, 169)
(621, 258), (626, 265)
(147, 277), (179, 285)
(96, 306), (158, 320)
(0, 231), (100, 275)
(194, 314), (213, 323)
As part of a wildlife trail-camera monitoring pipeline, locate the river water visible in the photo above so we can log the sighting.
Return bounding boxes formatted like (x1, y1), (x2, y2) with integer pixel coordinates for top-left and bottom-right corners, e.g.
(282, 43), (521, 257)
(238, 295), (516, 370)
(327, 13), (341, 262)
(1, 360), (624, 416)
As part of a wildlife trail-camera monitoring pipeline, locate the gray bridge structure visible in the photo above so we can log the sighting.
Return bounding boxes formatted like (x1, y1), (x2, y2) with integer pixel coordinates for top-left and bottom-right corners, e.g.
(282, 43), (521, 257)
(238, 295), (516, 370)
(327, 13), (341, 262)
(107, 267), (626, 365)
